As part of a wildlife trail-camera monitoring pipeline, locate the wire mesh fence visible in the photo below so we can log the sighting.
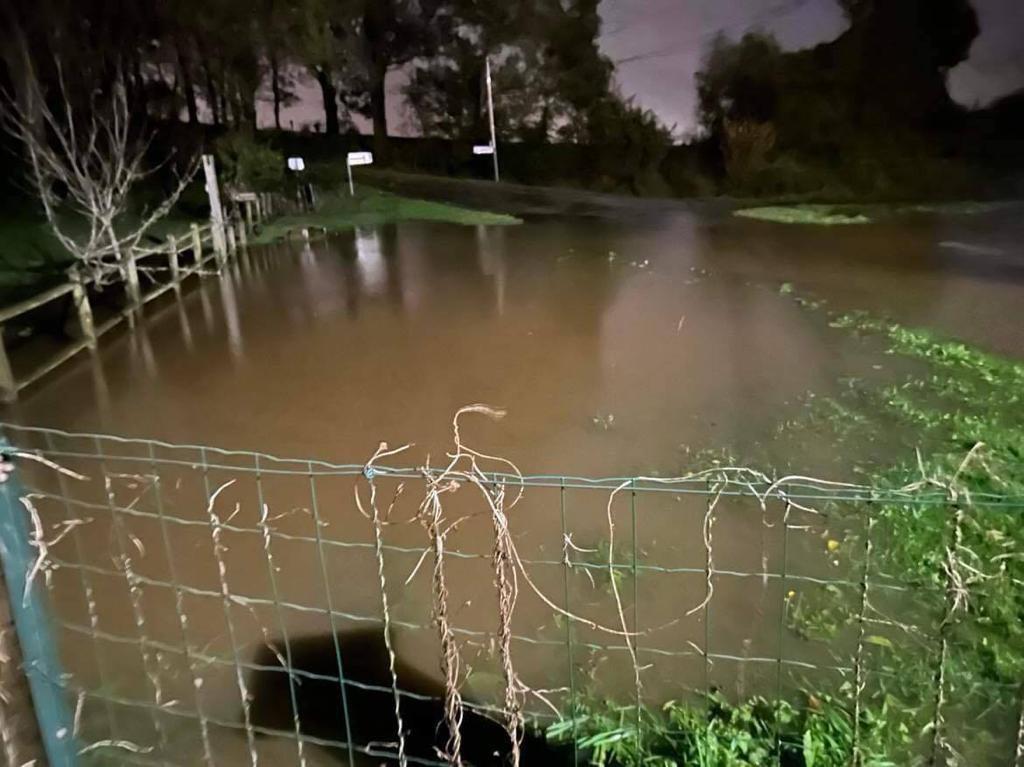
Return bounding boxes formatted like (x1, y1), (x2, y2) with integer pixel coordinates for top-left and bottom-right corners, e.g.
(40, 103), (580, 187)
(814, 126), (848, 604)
(0, 420), (1022, 766)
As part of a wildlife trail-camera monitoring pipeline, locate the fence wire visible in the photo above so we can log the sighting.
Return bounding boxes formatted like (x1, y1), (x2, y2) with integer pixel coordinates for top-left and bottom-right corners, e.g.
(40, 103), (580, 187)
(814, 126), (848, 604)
(0, 421), (1022, 766)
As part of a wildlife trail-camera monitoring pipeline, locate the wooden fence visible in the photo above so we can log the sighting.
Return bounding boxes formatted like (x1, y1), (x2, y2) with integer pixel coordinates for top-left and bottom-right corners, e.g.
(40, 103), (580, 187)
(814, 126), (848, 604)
(0, 192), (280, 403)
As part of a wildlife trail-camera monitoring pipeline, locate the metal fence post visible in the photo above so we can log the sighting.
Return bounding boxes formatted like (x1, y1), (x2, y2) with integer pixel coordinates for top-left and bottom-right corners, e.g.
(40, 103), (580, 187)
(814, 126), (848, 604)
(0, 437), (77, 766)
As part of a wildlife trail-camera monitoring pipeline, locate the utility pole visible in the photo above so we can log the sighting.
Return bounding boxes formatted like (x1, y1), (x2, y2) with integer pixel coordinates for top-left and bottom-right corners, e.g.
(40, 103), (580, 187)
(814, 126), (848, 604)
(485, 57), (500, 182)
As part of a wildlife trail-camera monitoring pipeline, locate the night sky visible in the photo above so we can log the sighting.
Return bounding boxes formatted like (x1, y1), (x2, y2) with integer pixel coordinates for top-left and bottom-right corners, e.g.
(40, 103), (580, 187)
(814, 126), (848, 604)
(599, 0), (1024, 136)
(264, 0), (1024, 138)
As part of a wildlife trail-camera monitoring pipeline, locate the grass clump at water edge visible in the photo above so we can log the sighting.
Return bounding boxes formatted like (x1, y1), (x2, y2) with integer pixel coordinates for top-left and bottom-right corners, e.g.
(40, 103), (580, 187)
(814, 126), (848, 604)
(733, 205), (871, 226)
(540, 305), (1024, 766)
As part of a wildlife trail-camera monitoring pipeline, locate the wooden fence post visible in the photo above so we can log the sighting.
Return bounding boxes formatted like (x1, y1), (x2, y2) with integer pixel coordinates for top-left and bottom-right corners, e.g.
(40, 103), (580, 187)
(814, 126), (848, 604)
(69, 270), (95, 348)
(202, 154), (228, 263)
(237, 218), (247, 249)
(167, 234), (180, 286)
(124, 253), (142, 312)
(0, 331), (16, 402)
(191, 223), (202, 261)
(226, 221), (237, 255)
(244, 201), (254, 231)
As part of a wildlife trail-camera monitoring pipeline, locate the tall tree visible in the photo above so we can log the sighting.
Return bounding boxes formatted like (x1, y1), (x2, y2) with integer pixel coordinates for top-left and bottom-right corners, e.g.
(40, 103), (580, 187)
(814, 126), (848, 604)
(297, 0), (345, 134)
(333, 0), (442, 155)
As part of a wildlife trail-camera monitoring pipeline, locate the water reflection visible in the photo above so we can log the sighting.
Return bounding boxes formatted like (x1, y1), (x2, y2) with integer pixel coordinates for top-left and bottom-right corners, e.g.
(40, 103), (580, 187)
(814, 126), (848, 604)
(88, 350), (111, 427)
(175, 294), (194, 352)
(12, 207), (1024, 474)
(131, 321), (159, 379)
(217, 270), (244, 361)
(476, 225), (506, 316)
(355, 227), (386, 296)
(198, 281), (215, 334)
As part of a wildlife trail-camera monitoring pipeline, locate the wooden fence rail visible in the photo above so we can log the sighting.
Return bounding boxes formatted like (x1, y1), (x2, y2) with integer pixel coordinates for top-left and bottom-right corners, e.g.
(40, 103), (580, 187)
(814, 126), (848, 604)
(0, 190), (284, 402)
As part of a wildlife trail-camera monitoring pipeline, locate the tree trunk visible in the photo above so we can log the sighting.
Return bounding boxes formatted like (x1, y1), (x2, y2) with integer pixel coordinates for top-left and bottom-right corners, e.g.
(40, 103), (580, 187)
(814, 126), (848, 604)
(219, 69), (231, 127)
(131, 52), (147, 118)
(466, 61), (485, 140)
(199, 45), (220, 125)
(270, 54), (282, 130)
(241, 86), (256, 130)
(176, 41), (198, 124)
(4, 26), (45, 146)
(314, 66), (339, 134)
(370, 63), (388, 157)
(234, 89), (245, 129)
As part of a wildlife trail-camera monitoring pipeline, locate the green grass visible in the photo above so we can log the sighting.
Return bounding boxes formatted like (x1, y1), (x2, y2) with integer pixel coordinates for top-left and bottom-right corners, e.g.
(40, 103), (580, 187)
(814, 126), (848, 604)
(549, 691), (901, 766)
(0, 186), (519, 303)
(0, 206), (201, 304)
(249, 188), (521, 245)
(734, 199), (1020, 226)
(733, 205), (871, 226)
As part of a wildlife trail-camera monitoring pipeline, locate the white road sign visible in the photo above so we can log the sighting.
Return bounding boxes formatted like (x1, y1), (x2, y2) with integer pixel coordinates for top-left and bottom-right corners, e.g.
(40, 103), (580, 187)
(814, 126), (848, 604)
(473, 144), (494, 155)
(347, 151), (374, 166)
(287, 157), (305, 171)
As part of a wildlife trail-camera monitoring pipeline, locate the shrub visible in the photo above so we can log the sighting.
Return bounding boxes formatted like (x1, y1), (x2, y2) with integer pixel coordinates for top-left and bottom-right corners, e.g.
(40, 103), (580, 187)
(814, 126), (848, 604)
(215, 132), (286, 192)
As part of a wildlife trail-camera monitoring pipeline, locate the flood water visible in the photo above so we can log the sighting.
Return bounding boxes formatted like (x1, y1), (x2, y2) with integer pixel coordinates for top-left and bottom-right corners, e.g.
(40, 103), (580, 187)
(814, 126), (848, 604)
(6, 198), (1024, 764)
(11, 201), (1024, 473)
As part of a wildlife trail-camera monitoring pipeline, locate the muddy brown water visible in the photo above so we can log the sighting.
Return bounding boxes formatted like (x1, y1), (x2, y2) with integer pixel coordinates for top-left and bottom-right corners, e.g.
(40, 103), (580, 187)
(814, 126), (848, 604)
(5, 200), (1024, 763)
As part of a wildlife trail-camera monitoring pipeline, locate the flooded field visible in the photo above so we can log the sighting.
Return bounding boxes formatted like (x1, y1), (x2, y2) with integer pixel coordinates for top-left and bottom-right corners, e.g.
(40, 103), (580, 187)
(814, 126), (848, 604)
(10, 201), (1024, 472)
(5, 197), (1024, 764)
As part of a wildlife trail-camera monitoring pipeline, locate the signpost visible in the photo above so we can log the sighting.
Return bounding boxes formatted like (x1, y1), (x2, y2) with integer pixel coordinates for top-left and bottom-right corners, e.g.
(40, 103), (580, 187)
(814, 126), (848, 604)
(484, 58), (500, 182)
(346, 151), (374, 195)
(286, 156), (315, 210)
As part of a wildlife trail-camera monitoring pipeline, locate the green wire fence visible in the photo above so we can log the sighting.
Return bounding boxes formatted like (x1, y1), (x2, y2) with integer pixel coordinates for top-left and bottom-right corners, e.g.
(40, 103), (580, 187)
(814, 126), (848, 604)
(0, 422), (1022, 766)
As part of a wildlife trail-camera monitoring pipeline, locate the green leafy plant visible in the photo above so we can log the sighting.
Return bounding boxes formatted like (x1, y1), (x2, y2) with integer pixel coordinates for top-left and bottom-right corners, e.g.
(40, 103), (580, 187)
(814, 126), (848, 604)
(215, 132), (286, 192)
(548, 691), (899, 766)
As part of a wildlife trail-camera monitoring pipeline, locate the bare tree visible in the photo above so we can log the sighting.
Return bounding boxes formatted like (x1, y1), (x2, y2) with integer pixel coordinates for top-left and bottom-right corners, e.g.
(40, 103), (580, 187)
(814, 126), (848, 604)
(2, 55), (198, 288)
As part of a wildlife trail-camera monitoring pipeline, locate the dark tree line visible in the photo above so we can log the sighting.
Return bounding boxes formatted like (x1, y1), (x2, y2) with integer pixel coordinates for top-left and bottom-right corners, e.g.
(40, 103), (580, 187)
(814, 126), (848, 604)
(692, 0), (1017, 197)
(0, 0), (668, 156)
(2, 0), (1013, 199)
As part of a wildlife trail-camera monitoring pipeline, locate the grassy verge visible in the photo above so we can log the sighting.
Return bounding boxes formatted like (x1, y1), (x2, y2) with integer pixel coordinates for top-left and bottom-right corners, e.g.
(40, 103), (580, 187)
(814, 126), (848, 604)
(544, 299), (1024, 766)
(765, 299), (1024, 765)
(0, 209), (202, 305)
(733, 199), (1021, 226)
(734, 204), (871, 226)
(0, 187), (519, 303)
(248, 188), (521, 245)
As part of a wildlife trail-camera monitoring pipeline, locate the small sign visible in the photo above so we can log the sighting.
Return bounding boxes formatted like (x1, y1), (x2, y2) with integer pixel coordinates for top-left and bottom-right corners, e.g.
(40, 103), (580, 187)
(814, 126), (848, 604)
(347, 151), (374, 166)
(232, 192), (258, 202)
(473, 144), (495, 155)
(287, 157), (305, 171)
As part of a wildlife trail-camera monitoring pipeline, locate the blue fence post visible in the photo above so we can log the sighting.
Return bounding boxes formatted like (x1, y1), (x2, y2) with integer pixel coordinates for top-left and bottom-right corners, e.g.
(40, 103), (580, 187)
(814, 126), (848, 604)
(0, 436), (78, 766)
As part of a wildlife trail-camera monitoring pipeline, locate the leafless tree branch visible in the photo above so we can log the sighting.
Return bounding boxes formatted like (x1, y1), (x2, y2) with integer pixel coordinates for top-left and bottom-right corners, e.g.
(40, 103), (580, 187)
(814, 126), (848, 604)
(2, 53), (198, 284)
